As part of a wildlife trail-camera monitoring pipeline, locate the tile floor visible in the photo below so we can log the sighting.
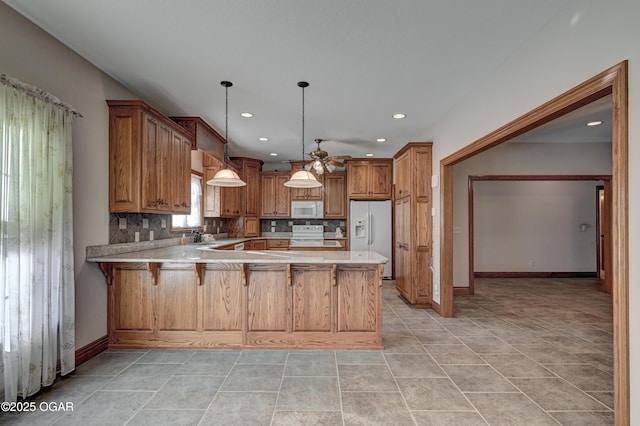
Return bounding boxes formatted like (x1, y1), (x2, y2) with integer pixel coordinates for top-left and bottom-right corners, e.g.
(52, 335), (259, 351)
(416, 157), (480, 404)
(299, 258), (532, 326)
(3, 278), (613, 425)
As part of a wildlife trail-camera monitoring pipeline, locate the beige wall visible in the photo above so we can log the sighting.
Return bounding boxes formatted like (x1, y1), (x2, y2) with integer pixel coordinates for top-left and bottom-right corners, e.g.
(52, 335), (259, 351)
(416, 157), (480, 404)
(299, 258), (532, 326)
(452, 142), (611, 285)
(0, 3), (138, 347)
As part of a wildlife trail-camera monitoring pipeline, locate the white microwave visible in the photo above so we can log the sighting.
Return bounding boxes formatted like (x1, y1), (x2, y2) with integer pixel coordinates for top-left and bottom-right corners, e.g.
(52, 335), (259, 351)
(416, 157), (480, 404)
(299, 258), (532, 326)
(291, 201), (324, 219)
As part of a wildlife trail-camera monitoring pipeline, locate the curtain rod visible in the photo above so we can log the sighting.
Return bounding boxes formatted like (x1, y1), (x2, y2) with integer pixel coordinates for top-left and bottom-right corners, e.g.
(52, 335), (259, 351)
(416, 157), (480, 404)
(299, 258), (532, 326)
(1, 74), (82, 117)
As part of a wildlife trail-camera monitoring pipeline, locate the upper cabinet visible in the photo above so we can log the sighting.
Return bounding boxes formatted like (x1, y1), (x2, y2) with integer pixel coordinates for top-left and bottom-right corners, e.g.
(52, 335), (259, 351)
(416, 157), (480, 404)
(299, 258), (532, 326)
(232, 157), (263, 217)
(346, 159), (393, 199)
(203, 154), (242, 218)
(323, 172), (347, 218)
(108, 100), (193, 214)
(261, 172), (291, 217)
(289, 161), (324, 200)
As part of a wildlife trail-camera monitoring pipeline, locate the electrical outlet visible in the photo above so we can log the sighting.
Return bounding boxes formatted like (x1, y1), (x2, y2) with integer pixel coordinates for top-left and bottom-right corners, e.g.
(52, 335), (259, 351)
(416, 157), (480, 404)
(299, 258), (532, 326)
(323, 221), (328, 226)
(288, 221), (293, 226)
(161, 218), (166, 228)
(453, 226), (462, 234)
(134, 231), (140, 242)
(142, 218), (149, 229)
(529, 260), (535, 267)
(149, 230), (154, 241)
(271, 221), (276, 226)
(118, 218), (127, 230)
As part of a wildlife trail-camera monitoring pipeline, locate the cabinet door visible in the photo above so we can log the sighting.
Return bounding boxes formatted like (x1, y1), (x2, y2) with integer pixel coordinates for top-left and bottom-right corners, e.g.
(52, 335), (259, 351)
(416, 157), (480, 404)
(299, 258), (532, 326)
(337, 266), (378, 331)
(220, 185), (241, 217)
(157, 264), (198, 331)
(171, 132), (191, 213)
(291, 265), (332, 332)
(369, 162), (392, 199)
(109, 108), (139, 212)
(202, 264), (243, 331)
(110, 264), (154, 331)
(260, 174), (276, 217)
(142, 114), (160, 210)
(395, 151), (411, 199)
(155, 121), (172, 211)
(274, 174), (291, 217)
(251, 239), (267, 250)
(247, 265), (289, 331)
(324, 172), (346, 218)
(244, 161), (261, 216)
(245, 217), (260, 237)
(347, 162), (370, 198)
(394, 199), (407, 295)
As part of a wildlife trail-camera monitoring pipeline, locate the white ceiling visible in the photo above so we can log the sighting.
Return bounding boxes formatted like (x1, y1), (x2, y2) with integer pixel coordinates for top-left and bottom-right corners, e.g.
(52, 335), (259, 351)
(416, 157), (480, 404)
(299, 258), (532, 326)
(7, 0), (596, 164)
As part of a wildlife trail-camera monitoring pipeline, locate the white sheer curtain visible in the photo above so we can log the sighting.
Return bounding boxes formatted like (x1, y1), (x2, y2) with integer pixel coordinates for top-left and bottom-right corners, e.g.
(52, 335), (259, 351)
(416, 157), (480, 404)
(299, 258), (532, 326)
(0, 75), (77, 402)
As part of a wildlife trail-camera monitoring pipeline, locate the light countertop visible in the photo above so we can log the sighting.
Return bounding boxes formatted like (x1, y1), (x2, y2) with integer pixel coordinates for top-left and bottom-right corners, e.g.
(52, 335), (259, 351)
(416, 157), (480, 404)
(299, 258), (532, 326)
(87, 244), (387, 265)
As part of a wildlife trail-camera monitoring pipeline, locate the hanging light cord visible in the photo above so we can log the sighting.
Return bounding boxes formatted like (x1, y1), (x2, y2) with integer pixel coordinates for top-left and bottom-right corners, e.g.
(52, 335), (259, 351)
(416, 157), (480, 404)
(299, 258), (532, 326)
(224, 82), (229, 168)
(301, 83), (305, 162)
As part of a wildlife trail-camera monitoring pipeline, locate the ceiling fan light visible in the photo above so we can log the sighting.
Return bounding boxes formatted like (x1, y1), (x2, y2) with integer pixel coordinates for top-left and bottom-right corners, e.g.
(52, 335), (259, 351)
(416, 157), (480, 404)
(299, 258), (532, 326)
(284, 170), (322, 188)
(206, 167), (246, 186)
(326, 163), (336, 173)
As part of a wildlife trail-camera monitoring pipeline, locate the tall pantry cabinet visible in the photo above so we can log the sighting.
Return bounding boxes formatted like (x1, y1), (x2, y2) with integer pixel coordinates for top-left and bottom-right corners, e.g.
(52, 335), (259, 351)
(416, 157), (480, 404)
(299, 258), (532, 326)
(393, 142), (433, 308)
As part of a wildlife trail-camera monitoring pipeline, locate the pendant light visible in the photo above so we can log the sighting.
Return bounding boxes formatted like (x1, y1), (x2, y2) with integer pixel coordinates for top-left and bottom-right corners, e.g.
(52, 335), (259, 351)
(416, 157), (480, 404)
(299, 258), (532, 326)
(284, 81), (322, 188)
(206, 81), (246, 187)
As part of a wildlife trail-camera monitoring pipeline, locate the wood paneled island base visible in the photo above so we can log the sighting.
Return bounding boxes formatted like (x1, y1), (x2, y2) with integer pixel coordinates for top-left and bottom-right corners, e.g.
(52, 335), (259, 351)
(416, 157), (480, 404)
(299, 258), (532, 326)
(94, 249), (386, 350)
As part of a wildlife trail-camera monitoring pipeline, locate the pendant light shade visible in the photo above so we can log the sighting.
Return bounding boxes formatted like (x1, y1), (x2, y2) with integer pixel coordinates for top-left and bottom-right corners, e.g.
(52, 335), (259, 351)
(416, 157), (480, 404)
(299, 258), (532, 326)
(207, 81), (246, 187)
(284, 81), (322, 188)
(284, 170), (322, 188)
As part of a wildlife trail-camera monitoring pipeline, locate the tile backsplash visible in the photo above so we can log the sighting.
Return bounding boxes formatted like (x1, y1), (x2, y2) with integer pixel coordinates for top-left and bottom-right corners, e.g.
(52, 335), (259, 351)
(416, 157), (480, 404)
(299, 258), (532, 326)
(109, 214), (344, 244)
(261, 219), (346, 234)
(109, 213), (231, 244)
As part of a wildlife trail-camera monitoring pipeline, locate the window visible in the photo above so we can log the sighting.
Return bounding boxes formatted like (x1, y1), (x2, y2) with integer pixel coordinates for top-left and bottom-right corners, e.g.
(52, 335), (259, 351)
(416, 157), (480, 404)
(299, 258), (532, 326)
(172, 173), (203, 230)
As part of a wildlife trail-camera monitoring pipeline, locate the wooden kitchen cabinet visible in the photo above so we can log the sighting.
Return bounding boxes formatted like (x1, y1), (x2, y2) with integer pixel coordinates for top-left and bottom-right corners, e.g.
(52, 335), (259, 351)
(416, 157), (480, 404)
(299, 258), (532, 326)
(203, 154), (242, 218)
(323, 172), (347, 218)
(100, 260), (383, 350)
(231, 157), (263, 236)
(393, 142), (433, 307)
(266, 239), (289, 250)
(289, 161), (323, 201)
(261, 172), (291, 217)
(170, 131), (192, 213)
(108, 100), (193, 214)
(346, 159), (393, 199)
(244, 217), (260, 238)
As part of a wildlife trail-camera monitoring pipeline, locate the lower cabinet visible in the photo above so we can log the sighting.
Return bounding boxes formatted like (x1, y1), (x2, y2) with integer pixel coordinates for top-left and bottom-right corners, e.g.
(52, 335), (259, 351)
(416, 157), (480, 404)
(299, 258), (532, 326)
(102, 261), (382, 349)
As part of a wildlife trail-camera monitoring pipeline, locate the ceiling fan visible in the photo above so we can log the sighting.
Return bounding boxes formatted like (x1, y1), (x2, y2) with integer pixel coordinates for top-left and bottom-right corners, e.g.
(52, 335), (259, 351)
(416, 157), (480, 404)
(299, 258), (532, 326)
(304, 139), (352, 175)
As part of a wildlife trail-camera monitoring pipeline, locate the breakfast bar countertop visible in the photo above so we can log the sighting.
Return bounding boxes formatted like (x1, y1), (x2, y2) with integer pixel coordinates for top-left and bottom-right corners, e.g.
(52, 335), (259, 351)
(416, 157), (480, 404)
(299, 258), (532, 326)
(86, 244), (387, 265)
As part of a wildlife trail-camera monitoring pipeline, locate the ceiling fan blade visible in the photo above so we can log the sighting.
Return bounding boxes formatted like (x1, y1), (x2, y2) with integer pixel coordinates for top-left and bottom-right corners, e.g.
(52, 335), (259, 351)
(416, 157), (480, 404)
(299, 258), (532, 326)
(328, 159), (345, 167)
(331, 155), (352, 160)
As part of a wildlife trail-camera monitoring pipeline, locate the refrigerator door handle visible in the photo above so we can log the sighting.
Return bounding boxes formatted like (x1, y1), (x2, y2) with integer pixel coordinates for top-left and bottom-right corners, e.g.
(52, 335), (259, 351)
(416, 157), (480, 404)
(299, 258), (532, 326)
(368, 211), (373, 246)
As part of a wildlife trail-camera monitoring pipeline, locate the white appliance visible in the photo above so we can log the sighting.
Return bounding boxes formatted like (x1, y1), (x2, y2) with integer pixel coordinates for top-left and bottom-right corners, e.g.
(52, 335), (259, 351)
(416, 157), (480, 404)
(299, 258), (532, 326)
(290, 225), (342, 248)
(291, 201), (323, 219)
(349, 200), (392, 278)
(290, 224), (324, 246)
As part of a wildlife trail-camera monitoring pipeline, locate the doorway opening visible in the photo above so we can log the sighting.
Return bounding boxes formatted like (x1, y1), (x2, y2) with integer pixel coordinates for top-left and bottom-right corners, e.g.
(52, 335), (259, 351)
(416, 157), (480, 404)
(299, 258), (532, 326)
(439, 61), (628, 423)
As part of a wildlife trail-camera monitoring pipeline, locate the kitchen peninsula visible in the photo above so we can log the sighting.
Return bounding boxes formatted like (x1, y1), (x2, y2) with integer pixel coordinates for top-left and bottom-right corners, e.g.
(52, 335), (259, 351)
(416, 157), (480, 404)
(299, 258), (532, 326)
(88, 244), (386, 350)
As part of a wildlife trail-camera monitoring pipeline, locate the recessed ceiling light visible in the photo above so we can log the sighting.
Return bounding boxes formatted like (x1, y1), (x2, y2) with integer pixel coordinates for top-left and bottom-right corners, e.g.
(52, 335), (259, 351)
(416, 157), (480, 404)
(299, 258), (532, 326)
(365, 153), (374, 157)
(376, 138), (386, 143)
(392, 113), (406, 119)
(240, 112), (253, 118)
(258, 137), (269, 141)
(269, 152), (278, 156)
(586, 120), (603, 126)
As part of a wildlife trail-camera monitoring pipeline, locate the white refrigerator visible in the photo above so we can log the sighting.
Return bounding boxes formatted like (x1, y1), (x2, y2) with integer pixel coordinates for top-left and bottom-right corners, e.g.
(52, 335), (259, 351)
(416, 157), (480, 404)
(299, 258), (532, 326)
(349, 200), (392, 278)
